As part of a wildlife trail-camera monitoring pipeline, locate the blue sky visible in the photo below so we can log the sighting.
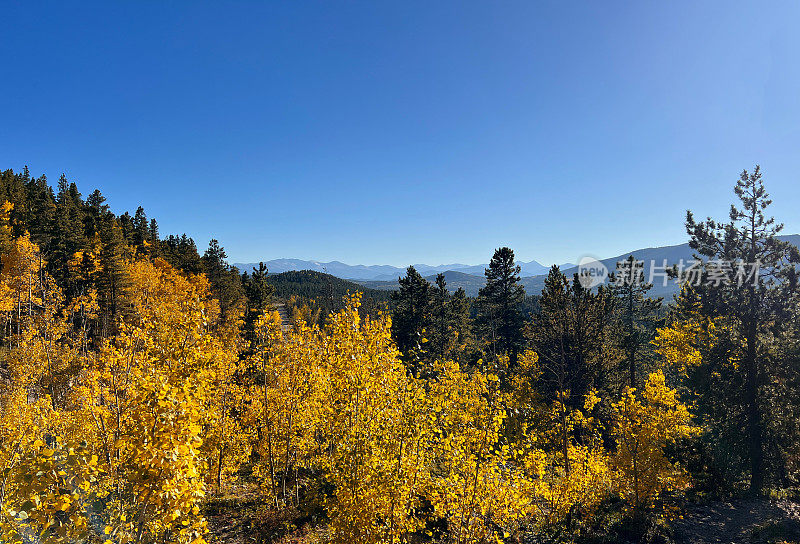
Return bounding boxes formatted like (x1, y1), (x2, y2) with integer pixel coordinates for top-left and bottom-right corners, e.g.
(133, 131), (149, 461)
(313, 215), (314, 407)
(2, 1), (799, 266)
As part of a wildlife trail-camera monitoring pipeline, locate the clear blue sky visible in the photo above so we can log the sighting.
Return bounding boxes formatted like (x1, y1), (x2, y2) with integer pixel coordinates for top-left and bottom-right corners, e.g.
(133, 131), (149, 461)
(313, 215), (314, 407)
(2, 1), (799, 266)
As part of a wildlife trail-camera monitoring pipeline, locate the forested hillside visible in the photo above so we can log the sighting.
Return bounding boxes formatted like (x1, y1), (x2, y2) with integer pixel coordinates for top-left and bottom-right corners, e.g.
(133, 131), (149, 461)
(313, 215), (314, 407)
(0, 167), (252, 323)
(0, 165), (798, 544)
(265, 270), (390, 325)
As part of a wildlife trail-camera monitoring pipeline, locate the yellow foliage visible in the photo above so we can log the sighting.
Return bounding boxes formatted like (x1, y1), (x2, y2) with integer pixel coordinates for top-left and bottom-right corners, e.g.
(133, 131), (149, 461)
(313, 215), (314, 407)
(246, 296), (532, 543)
(248, 308), (321, 503)
(0, 246), (215, 544)
(0, 231), (704, 543)
(0, 439), (100, 544)
(653, 319), (715, 376)
(425, 359), (530, 543)
(75, 259), (222, 543)
(517, 387), (612, 526)
(610, 370), (700, 512)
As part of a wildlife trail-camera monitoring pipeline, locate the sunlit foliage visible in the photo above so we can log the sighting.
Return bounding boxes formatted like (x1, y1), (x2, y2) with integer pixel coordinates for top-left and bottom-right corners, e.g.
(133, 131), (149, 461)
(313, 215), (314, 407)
(0, 209), (706, 543)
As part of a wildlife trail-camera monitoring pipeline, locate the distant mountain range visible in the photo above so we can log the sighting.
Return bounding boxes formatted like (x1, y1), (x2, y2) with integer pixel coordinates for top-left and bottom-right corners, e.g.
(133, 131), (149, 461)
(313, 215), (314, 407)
(236, 235), (800, 298)
(234, 258), (574, 281)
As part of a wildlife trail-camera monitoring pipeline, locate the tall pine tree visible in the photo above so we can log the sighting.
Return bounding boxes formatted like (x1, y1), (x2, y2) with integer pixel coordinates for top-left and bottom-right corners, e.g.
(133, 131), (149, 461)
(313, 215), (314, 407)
(685, 165), (800, 493)
(610, 255), (663, 389)
(476, 247), (525, 363)
(202, 239), (244, 315)
(390, 266), (432, 369)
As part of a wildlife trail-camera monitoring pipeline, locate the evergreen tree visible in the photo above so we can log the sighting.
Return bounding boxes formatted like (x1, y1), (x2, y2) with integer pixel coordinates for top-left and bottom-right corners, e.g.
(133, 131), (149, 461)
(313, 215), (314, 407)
(148, 218), (160, 257)
(424, 276), (477, 364)
(390, 266), (432, 368)
(202, 239), (244, 315)
(429, 274), (455, 362)
(0, 169), (27, 240)
(162, 234), (203, 274)
(24, 174), (55, 251)
(97, 213), (129, 334)
(772, 290), (800, 488)
(50, 174), (87, 289)
(476, 247), (525, 362)
(133, 206), (150, 251)
(84, 189), (109, 239)
(528, 266), (614, 405)
(526, 267), (616, 473)
(244, 262), (274, 314)
(242, 262), (276, 345)
(610, 255), (663, 389)
(118, 212), (134, 245)
(684, 165), (800, 493)
(450, 286), (475, 363)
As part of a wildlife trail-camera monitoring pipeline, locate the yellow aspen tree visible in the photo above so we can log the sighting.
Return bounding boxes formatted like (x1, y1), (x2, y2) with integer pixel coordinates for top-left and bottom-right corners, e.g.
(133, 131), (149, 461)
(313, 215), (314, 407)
(3, 234), (46, 339)
(652, 311), (717, 379)
(247, 309), (322, 506)
(1, 235), (80, 412)
(0, 234), (99, 543)
(0, 201), (14, 257)
(76, 259), (217, 544)
(0, 202), (14, 324)
(314, 295), (431, 543)
(534, 392), (612, 526)
(200, 310), (250, 494)
(424, 359), (530, 544)
(609, 370), (699, 513)
(67, 236), (103, 353)
(509, 351), (611, 528)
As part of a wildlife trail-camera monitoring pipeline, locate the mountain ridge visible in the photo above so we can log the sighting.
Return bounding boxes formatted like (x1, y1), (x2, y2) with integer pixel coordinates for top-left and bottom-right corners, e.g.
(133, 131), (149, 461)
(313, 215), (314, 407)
(233, 257), (571, 281)
(240, 235), (800, 298)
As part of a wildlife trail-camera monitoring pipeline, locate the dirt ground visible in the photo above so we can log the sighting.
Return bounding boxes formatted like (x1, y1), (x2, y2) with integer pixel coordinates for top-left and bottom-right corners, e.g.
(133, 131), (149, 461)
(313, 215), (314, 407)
(672, 499), (800, 544)
(204, 494), (800, 544)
